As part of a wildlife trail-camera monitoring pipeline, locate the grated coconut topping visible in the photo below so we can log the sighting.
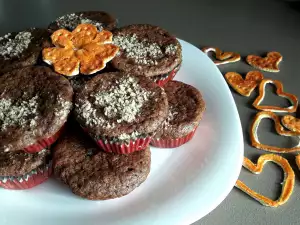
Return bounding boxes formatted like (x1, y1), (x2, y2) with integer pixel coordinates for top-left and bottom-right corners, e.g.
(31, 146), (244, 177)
(75, 100), (115, 128)
(163, 106), (178, 129)
(0, 31), (32, 59)
(165, 44), (178, 56)
(76, 76), (153, 127)
(56, 13), (103, 31)
(93, 76), (152, 123)
(111, 131), (141, 142)
(54, 96), (72, 120)
(0, 95), (39, 131)
(113, 34), (178, 65)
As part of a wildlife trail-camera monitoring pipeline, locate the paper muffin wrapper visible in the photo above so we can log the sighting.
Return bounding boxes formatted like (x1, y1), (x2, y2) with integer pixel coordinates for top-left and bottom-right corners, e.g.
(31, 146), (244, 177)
(153, 63), (181, 87)
(23, 125), (65, 153)
(0, 162), (52, 190)
(95, 136), (152, 154)
(151, 128), (197, 148)
(81, 126), (152, 154)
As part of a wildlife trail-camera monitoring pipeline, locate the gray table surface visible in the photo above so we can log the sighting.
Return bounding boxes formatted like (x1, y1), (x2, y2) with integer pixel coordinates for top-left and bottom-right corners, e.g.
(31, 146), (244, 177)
(1, 0), (300, 224)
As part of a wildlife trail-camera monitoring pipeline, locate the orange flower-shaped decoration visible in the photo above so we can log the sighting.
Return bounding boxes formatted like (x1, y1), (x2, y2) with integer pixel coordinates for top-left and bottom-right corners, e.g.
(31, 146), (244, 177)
(43, 24), (119, 76)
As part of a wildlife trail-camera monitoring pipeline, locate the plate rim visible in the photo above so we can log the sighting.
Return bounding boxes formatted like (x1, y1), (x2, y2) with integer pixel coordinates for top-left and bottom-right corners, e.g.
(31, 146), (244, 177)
(177, 39), (244, 225)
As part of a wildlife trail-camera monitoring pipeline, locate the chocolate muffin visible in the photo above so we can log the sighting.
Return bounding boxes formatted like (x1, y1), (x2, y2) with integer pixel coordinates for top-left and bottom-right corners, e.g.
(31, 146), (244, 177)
(68, 64), (117, 92)
(112, 24), (182, 86)
(48, 11), (117, 32)
(151, 80), (205, 148)
(0, 66), (73, 153)
(0, 28), (51, 74)
(53, 126), (151, 200)
(74, 72), (168, 154)
(0, 149), (52, 189)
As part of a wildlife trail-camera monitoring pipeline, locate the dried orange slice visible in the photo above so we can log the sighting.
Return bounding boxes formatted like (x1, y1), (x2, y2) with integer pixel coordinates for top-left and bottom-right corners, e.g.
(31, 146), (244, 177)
(42, 24), (119, 76)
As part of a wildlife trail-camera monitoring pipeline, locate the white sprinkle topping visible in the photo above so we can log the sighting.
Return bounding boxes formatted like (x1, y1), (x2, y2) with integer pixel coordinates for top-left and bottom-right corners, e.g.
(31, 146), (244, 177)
(93, 76), (152, 123)
(0, 94), (39, 131)
(56, 13), (103, 31)
(0, 31), (32, 59)
(113, 34), (164, 65)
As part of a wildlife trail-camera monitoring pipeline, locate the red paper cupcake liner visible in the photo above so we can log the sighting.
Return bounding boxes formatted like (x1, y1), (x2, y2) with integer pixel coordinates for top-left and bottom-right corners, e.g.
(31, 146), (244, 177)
(151, 128), (197, 148)
(23, 126), (65, 153)
(95, 137), (152, 154)
(153, 64), (181, 87)
(0, 163), (52, 190)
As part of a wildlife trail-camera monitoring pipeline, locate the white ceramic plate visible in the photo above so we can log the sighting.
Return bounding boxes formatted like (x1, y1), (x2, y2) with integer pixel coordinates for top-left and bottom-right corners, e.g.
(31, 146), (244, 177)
(0, 40), (243, 225)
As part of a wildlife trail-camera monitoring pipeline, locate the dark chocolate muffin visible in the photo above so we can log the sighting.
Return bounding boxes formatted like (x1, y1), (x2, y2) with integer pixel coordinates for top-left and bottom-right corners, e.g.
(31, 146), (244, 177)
(53, 126), (151, 200)
(0, 28), (51, 74)
(112, 24), (182, 85)
(48, 11), (117, 32)
(0, 148), (50, 176)
(74, 72), (168, 153)
(0, 66), (73, 153)
(152, 80), (205, 148)
(0, 148), (52, 189)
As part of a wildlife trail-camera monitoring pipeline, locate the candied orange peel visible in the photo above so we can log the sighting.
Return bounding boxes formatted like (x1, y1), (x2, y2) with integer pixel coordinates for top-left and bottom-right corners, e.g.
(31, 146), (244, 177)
(246, 52), (282, 72)
(235, 154), (295, 207)
(225, 71), (264, 97)
(282, 115), (300, 134)
(202, 47), (240, 65)
(250, 111), (300, 153)
(43, 24), (119, 76)
(296, 155), (300, 170)
(253, 79), (298, 113)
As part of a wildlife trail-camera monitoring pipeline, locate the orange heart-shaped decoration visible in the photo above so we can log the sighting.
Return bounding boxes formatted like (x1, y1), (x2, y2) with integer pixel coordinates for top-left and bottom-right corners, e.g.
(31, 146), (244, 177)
(225, 71), (264, 97)
(246, 52), (282, 72)
(202, 47), (241, 65)
(235, 154), (295, 207)
(250, 111), (300, 153)
(253, 79), (298, 113)
(282, 115), (300, 134)
(296, 155), (300, 170)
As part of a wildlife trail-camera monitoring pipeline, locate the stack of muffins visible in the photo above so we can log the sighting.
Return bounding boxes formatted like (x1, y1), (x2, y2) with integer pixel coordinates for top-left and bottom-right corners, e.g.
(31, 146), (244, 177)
(0, 11), (205, 200)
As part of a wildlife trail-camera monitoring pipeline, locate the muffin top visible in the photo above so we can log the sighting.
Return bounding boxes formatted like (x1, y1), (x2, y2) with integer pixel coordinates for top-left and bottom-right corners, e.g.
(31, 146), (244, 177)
(74, 72), (168, 137)
(112, 24), (182, 77)
(0, 148), (50, 176)
(154, 80), (205, 139)
(0, 28), (51, 74)
(0, 66), (73, 152)
(53, 126), (151, 200)
(48, 11), (117, 32)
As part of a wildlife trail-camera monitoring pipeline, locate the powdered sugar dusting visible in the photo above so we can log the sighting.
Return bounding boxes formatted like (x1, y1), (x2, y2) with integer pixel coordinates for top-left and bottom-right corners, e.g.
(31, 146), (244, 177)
(0, 94), (39, 131)
(0, 31), (32, 59)
(93, 76), (152, 123)
(56, 13), (103, 31)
